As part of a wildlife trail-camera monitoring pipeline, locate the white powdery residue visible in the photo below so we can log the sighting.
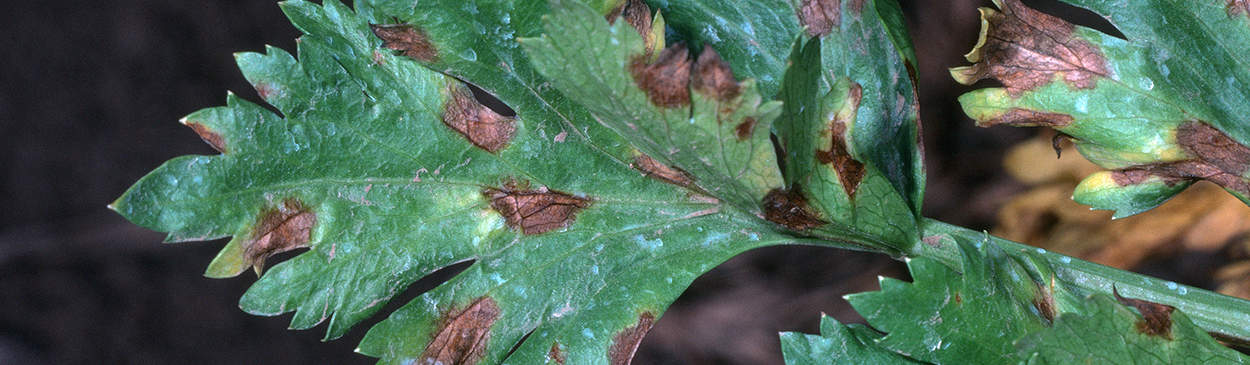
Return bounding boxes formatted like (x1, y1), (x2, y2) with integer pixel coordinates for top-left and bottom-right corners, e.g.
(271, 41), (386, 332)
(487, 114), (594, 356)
(635, 234), (663, 250)
(703, 26), (721, 43)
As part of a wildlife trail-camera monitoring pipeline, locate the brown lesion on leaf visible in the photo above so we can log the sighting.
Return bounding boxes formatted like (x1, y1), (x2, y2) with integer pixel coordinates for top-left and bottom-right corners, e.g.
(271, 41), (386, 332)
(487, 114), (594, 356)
(762, 188), (828, 231)
(734, 117), (757, 141)
(608, 311), (655, 365)
(443, 82), (517, 153)
(547, 342), (566, 364)
(691, 47), (741, 102)
(484, 180), (592, 235)
(184, 122), (227, 153)
(1177, 122), (1250, 176)
(797, 0), (841, 37)
(950, 0), (1110, 97)
(370, 23), (438, 63)
(633, 153), (695, 187)
(1034, 280), (1057, 324)
(981, 108), (1075, 128)
(815, 83), (865, 198)
(1109, 168), (1187, 187)
(1229, 0), (1250, 18)
(1113, 288), (1175, 340)
(246, 198), (316, 275)
(1107, 122), (1250, 195)
(629, 44), (692, 108)
(422, 296), (501, 365)
(607, 0), (655, 51)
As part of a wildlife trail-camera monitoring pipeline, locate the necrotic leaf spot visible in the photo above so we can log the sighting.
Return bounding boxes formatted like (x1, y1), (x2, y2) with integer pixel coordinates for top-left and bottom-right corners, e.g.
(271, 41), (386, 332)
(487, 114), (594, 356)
(608, 312), (655, 365)
(630, 44), (692, 108)
(1114, 288), (1175, 340)
(762, 188), (827, 231)
(444, 82), (517, 153)
(484, 181), (592, 235)
(184, 122), (227, 153)
(547, 342), (566, 364)
(634, 153), (695, 187)
(423, 297), (500, 365)
(797, 0), (840, 37)
(246, 199), (316, 275)
(371, 23), (438, 63)
(951, 0), (1109, 96)
(815, 83), (865, 198)
(691, 47), (740, 102)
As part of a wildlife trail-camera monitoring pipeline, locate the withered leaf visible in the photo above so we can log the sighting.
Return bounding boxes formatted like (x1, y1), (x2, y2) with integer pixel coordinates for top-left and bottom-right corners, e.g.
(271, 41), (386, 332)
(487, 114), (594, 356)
(247, 199), (316, 275)
(762, 188), (827, 231)
(443, 82), (517, 153)
(629, 44), (692, 108)
(1114, 289), (1176, 339)
(608, 312), (655, 365)
(423, 297), (501, 365)
(951, 0), (1110, 96)
(370, 23), (438, 63)
(484, 182), (592, 235)
(797, 0), (841, 37)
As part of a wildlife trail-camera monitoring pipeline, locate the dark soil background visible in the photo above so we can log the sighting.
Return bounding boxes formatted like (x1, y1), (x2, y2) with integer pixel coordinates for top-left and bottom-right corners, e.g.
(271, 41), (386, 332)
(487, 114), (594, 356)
(0, 1), (1118, 364)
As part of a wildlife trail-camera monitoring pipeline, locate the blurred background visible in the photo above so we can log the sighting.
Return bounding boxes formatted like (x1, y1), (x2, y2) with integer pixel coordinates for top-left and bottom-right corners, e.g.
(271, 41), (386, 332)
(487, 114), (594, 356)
(3, 0), (1248, 364)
